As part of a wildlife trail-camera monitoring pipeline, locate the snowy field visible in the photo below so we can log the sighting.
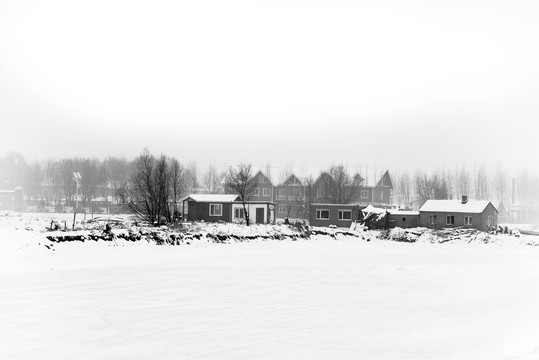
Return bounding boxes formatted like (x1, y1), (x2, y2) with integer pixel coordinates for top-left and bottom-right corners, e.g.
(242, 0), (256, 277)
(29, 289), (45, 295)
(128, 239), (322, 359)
(2, 214), (539, 359)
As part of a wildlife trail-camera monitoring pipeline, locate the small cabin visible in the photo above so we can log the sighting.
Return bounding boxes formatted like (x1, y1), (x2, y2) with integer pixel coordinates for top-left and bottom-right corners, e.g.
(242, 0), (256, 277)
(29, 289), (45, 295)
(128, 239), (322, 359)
(309, 203), (361, 228)
(419, 196), (498, 231)
(386, 210), (420, 228)
(182, 194), (275, 224)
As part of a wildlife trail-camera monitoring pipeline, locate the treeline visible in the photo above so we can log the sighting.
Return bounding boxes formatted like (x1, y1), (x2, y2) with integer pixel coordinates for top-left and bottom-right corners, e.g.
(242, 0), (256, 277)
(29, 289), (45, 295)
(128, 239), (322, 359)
(392, 165), (539, 209)
(0, 151), (205, 209)
(1, 150), (538, 213)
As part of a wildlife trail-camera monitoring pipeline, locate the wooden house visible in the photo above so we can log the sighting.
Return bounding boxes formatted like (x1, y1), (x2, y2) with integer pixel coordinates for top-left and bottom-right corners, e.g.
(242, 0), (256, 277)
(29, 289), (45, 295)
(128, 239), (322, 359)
(274, 174), (305, 219)
(309, 203), (361, 228)
(419, 196), (498, 231)
(386, 210), (420, 228)
(182, 194), (275, 224)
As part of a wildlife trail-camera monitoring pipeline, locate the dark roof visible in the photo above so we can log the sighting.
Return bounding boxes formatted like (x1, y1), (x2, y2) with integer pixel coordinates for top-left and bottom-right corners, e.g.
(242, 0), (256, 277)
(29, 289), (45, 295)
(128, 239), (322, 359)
(281, 174), (302, 186)
(376, 170), (393, 188)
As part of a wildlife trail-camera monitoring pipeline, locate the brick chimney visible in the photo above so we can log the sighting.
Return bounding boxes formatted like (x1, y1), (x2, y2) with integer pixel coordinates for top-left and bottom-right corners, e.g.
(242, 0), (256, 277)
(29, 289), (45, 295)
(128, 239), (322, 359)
(461, 195), (468, 204)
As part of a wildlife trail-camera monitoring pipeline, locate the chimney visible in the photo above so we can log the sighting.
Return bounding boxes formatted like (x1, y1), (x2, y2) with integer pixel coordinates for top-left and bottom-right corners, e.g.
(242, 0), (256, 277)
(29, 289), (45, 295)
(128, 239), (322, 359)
(461, 195), (468, 204)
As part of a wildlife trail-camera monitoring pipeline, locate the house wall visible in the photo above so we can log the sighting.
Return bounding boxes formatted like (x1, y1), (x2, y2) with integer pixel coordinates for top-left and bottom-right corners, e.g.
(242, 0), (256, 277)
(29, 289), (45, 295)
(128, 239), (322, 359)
(274, 185), (305, 219)
(356, 186), (373, 203)
(231, 203), (273, 224)
(419, 211), (491, 231)
(309, 204), (359, 228)
(372, 186), (391, 205)
(480, 203), (499, 230)
(250, 183), (273, 202)
(249, 172), (274, 202)
(186, 201), (232, 223)
(387, 213), (419, 228)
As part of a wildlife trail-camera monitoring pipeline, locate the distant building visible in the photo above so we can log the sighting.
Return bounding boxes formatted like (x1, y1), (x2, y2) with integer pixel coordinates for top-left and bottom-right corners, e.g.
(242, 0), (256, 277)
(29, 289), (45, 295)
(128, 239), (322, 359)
(419, 196), (498, 231)
(248, 171), (275, 203)
(0, 186), (23, 211)
(313, 170), (393, 206)
(274, 174), (305, 219)
(508, 203), (539, 224)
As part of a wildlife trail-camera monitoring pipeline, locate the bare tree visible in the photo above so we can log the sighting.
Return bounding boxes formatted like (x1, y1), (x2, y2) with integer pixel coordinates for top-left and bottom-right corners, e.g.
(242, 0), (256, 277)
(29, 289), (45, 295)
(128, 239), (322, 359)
(328, 165), (362, 204)
(225, 163), (256, 225)
(59, 159), (76, 206)
(42, 159), (62, 205)
(493, 164), (510, 206)
(126, 149), (172, 225)
(78, 158), (106, 205)
(203, 164), (221, 193)
(473, 165), (490, 200)
(169, 158), (187, 219)
(104, 156), (129, 204)
(24, 161), (42, 202)
(515, 169), (539, 206)
(396, 171), (411, 208)
(302, 175), (317, 217)
(455, 165), (470, 198)
(154, 154), (171, 223)
(413, 169), (450, 208)
(185, 162), (199, 193)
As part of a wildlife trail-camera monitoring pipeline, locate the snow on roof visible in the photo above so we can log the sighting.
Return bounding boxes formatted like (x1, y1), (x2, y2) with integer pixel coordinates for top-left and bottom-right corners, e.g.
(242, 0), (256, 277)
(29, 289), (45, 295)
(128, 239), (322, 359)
(419, 200), (495, 214)
(185, 194), (239, 203)
(388, 209), (420, 216)
(310, 203), (358, 207)
(361, 204), (387, 214)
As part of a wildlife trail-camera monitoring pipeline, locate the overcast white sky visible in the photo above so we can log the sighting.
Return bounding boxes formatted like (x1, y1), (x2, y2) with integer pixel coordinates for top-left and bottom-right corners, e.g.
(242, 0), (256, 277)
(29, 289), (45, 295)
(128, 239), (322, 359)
(0, 0), (538, 171)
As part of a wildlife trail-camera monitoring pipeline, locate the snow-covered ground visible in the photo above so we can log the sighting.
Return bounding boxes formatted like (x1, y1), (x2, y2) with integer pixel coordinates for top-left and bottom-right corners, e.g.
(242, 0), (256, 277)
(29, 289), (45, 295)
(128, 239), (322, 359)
(1, 213), (539, 359)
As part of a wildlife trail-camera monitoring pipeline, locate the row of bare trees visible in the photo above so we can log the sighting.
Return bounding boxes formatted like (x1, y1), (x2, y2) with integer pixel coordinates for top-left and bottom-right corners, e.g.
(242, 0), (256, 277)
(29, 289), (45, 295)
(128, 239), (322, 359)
(126, 150), (191, 224)
(2, 150), (539, 221)
(392, 165), (539, 209)
(0, 151), (200, 210)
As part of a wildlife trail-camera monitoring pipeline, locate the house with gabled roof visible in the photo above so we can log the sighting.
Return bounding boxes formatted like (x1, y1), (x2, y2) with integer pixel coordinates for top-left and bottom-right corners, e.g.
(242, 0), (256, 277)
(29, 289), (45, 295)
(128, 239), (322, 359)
(312, 169), (393, 206)
(419, 196), (498, 231)
(274, 174), (305, 219)
(312, 172), (329, 203)
(350, 170), (393, 205)
(248, 170), (275, 202)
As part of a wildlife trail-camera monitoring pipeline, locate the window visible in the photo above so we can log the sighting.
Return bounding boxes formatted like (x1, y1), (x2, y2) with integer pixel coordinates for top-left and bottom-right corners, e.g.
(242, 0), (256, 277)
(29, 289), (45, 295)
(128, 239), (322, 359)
(380, 191), (384, 200)
(316, 209), (330, 220)
(446, 215), (455, 225)
(361, 190), (369, 199)
(234, 208), (245, 219)
(263, 188), (271, 196)
(488, 216), (493, 226)
(278, 189), (286, 197)
(293, 188), (301, 197)
(464, 216), (472, 225)
(252, 188), (260, 196)
(209, 204), (222, 216)
(279, 204), (287, 214)
(429, 215), (437, 225)
(316, 189), (323, 197)
(338, 210), (352, 220)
